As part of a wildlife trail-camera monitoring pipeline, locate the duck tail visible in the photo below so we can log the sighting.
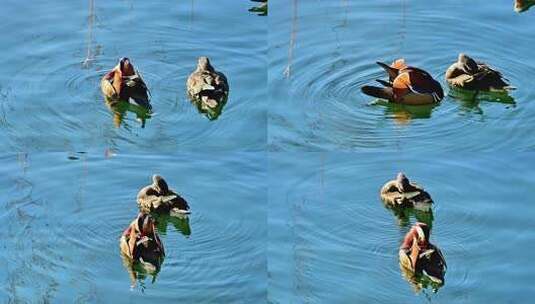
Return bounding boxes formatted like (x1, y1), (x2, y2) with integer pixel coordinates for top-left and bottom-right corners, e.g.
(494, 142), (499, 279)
(361, 85), (394, 101)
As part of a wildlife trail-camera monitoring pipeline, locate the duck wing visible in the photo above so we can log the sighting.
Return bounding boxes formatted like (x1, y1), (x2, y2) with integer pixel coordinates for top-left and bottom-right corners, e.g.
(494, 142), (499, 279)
(167, 189), (190, 212)
(187, 72), (218, 96)
(445, 63), (475, 88)
(187, 72), (203, 97)
(403, 69), (444, 101)
(121, 74), (151, 110)
(137, 186), (163, 212)
(415, 244), (446, 284)
(399, 248), (415, 272)
(472, 64), (510, 90)
(101, 75), (119, 98)
(214, 71), (229, 92)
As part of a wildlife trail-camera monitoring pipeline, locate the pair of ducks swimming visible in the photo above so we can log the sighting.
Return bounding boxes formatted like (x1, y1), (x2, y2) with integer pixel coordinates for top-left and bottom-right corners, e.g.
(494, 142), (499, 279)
(380, 173), (447, 289)
(362, 53), (513, 105)
(120, 175), (190, 274)
(101, 57), (229, 116)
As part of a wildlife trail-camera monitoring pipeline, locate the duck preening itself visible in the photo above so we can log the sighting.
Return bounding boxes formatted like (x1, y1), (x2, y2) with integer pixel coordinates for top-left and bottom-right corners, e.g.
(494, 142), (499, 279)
(120, 213), (165, 270)
(186, 57), (229, 119)
(399, 222), (447, 286)
(137, 175), (190, 216)
(446, 53), (513, 91)
(362, 59), (443, 105)
(380, 172), (433, 212)
(101, 57), (151, 110)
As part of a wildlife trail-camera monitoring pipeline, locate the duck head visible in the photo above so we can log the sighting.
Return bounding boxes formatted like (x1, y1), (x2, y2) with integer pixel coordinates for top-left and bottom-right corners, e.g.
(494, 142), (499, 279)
(457, 53), (478, 75)
(396, 172), (412, 192)
(119, 57), (136, 76)
(197, 56), (215, 72)
(111, 57), (136, 96)
(152, 175), (170, 195)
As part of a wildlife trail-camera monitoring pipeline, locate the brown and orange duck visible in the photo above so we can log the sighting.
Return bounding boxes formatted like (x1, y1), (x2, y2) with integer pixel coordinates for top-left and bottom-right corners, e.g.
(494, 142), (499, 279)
(120, 213), (165, 276)
(399, 222), (447, 287)
(101, 57), (151, 110)
(362, 59), (444, 105)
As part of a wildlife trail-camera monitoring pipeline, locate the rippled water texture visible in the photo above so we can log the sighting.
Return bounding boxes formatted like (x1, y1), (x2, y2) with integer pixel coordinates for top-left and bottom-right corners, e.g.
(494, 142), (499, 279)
(0, 1), (266, 151)
(268, 152), (535, 303)
(269, 0), (535, 151)
(0, 153), (266, 302)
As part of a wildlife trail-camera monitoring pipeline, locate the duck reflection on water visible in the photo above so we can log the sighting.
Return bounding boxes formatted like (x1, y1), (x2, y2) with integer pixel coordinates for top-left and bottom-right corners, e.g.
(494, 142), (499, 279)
(371, 99), (436, 125)
(153, 213), (191, 237)
(104, 99), (152, 128)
